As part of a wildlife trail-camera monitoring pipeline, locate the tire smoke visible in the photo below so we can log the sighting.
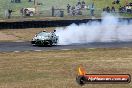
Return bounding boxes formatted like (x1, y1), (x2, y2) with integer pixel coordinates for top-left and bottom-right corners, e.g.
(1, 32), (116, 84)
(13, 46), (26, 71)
(56, 15), (132, 45)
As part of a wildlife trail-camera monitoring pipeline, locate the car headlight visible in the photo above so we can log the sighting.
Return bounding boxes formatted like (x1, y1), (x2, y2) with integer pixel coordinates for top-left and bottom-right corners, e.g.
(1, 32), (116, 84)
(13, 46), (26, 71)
(32, 37), (37, 41)
(32, 38), (35, 41)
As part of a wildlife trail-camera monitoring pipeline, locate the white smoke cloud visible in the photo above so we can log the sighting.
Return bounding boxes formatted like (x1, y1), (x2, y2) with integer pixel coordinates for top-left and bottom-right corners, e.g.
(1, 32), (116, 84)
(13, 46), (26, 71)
(55, 14), (132, 45)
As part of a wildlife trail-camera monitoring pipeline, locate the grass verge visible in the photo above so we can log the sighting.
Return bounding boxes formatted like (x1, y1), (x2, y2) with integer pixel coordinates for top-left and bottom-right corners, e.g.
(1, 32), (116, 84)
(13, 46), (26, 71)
(0, 48), (132, 88)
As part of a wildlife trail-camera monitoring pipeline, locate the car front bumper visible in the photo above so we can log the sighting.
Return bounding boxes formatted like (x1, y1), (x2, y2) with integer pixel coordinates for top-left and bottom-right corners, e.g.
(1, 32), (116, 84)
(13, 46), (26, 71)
(31, 40), (51, 46)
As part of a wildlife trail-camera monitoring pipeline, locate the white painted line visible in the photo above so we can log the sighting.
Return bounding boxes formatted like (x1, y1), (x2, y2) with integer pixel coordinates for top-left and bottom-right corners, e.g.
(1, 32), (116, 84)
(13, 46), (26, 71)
(89, 48), (96, 49)
(15, 40), (25, 42)
(61, 49), (71, 50)
(14, 51), (20, 53)
(34, 50), (42, 52)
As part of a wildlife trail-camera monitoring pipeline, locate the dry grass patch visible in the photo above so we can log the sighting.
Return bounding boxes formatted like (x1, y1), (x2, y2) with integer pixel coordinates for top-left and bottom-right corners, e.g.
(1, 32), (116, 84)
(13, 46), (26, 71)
(0, 32), (18, 41)
(0, 48), (132, 88)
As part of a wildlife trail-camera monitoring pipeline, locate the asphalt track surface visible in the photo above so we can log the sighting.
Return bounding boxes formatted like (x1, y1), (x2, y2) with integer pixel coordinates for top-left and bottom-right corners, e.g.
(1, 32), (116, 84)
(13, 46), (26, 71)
(0, 41), (132, 52)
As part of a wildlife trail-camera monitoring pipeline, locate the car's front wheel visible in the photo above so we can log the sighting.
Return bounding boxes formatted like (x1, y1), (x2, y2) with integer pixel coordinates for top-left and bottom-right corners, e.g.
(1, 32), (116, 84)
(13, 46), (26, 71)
(48, 41), (53, 47)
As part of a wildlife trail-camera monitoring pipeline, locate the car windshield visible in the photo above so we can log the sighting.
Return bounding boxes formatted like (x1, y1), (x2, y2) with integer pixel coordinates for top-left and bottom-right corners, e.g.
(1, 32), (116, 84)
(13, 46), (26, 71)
(37, 32), (51, 37)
